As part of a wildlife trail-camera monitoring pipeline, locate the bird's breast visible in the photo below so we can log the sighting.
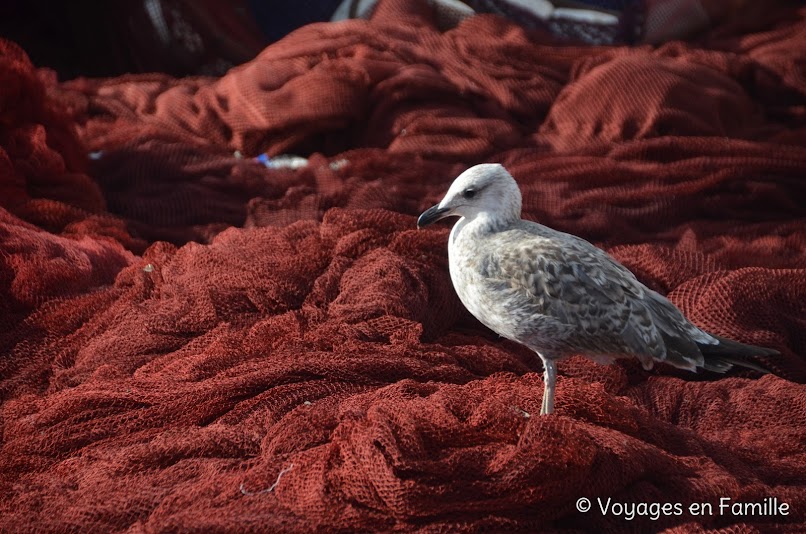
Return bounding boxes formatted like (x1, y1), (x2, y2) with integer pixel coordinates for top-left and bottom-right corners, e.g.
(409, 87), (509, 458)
(448, 236), (523, 340)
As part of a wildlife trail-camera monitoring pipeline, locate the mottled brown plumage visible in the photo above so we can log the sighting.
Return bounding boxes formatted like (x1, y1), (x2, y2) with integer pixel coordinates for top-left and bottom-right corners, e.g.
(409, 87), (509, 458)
(418, 164), (777, 415)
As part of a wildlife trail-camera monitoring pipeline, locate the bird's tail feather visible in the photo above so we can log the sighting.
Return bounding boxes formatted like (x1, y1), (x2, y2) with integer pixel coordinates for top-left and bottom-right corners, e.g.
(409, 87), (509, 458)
(697, 335), (779, 374)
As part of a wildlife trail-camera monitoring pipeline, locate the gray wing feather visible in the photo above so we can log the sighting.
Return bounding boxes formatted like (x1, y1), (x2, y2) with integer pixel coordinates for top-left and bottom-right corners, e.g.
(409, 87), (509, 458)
(484, 224), (698, 368)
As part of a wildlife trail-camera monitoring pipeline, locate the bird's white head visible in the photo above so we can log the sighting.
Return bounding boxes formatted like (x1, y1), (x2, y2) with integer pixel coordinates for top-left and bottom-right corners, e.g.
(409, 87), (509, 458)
(417, 163), (522, 229)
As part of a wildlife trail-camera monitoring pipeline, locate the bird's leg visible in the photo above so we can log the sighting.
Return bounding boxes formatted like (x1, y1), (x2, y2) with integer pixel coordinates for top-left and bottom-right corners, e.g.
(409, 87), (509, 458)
(540, 358), (557, 415)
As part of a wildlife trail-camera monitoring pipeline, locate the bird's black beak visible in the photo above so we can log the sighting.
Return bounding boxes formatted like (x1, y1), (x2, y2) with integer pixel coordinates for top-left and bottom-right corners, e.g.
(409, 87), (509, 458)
(417, 205), (450, 228)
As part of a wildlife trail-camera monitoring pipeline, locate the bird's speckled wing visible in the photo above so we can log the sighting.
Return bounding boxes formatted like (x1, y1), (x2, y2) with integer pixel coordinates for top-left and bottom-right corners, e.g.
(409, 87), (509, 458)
(479, 222), (672, 368)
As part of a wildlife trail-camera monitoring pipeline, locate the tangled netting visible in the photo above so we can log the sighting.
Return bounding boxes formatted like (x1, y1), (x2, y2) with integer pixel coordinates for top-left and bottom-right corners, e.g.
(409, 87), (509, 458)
(2, 0), (805, 531)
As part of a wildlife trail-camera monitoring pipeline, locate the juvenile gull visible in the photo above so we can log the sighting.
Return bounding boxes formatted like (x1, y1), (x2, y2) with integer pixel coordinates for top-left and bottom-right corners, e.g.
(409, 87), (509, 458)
(417, 163), (777, 415)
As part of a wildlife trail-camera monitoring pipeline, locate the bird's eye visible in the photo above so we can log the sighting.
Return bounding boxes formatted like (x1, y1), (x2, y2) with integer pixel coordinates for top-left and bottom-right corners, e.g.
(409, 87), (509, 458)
(463, 189), (476, 199)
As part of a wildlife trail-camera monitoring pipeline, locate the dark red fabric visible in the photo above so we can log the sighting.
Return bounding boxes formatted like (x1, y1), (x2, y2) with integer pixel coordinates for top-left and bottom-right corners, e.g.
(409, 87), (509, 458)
(2, 0), (806, 531)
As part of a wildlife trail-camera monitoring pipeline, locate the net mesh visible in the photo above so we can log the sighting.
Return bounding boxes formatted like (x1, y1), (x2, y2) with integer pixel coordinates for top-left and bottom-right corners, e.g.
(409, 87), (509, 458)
(1, 0), (805, 531)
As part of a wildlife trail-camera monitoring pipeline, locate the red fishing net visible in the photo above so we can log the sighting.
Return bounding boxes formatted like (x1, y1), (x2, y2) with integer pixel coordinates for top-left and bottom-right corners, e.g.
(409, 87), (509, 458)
(1, 0), (805, 531)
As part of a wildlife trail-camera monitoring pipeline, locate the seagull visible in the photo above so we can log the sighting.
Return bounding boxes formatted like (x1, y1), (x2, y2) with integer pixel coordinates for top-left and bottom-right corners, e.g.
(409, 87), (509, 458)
(417, 163), (777, 415)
